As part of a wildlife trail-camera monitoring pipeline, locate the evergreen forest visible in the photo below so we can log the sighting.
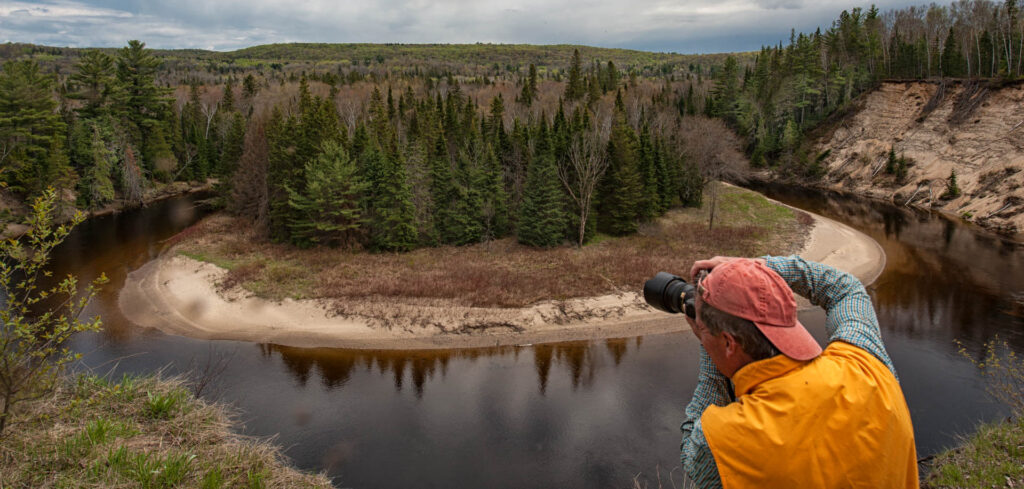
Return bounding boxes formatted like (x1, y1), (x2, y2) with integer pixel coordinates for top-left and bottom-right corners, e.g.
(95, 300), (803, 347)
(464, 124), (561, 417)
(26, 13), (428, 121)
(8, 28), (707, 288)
(2, 0), (1023, 252)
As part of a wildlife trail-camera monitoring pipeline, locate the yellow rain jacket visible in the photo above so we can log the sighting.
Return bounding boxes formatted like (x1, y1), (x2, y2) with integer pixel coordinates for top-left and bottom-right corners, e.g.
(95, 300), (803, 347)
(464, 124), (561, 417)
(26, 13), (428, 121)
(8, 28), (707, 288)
(701, 341), (918, 488)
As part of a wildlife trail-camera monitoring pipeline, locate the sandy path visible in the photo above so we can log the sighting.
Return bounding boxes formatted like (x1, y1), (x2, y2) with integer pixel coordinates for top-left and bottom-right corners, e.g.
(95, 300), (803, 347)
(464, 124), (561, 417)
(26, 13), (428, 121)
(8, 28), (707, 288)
(118, 209), (885, 350)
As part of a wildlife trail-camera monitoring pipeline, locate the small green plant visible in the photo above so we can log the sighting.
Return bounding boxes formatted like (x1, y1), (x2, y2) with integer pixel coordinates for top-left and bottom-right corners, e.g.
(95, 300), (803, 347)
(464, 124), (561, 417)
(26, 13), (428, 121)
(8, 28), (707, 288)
(942, 169), (962, 199)
(961, 210), (974, 219)
(156, 452), (197, 487)
(145, 390), (185, 419)
(956, 338), (1024, 414)
(247, 466), (270, 489)
(201, 466), (226, 489)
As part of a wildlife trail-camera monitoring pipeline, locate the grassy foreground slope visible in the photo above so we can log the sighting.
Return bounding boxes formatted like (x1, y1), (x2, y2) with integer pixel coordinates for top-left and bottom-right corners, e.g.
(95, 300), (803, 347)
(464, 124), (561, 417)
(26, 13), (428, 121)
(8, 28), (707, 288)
(926, 416), (1024, 488)
(0, 374), (331, 488)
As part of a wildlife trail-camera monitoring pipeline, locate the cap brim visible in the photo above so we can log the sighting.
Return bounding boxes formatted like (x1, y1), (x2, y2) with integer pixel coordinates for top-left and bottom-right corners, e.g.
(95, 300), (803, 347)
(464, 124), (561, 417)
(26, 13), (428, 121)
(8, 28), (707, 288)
(754, 319), (822, 361)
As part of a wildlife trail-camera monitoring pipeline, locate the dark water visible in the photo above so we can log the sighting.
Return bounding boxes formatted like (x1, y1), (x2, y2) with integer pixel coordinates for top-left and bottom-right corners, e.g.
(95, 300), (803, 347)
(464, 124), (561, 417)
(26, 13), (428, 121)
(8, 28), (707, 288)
(58, 188), (1024, 488)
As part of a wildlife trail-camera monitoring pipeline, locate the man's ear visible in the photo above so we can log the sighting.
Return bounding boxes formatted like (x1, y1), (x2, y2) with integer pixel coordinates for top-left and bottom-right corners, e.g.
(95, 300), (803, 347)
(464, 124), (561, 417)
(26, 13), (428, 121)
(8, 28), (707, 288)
(722, 332), (741, 357)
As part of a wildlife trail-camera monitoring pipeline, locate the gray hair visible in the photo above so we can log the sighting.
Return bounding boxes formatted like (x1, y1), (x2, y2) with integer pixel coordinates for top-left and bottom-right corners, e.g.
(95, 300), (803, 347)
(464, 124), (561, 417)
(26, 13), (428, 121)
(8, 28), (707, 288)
(697, 295), (780, 361)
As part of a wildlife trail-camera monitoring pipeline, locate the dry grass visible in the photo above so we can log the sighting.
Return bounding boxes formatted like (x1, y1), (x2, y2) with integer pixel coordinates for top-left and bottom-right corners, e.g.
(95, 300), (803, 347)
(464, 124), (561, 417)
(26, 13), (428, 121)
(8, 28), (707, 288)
(175, 184), (810, 308)
(0, 374), (331, 489)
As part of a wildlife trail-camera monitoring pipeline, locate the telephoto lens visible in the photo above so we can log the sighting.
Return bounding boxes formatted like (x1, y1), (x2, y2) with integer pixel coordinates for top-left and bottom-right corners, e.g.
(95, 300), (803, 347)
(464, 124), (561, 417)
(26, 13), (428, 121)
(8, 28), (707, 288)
(642, 272), (697, 318)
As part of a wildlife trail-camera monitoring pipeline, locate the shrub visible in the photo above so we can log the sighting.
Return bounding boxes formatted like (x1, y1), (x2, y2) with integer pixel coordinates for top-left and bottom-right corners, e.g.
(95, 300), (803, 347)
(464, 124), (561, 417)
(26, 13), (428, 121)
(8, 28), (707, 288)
(0, 188), (107, 434)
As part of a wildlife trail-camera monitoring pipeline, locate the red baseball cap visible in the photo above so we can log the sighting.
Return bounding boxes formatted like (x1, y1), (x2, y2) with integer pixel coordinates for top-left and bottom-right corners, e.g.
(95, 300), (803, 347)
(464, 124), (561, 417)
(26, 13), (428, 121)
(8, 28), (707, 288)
(699, 259), (822, 361)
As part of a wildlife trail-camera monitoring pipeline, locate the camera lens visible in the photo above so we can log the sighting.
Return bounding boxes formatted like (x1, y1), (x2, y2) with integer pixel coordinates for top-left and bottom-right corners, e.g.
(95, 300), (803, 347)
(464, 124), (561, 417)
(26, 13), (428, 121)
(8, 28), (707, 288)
(643, 272), (686, 314)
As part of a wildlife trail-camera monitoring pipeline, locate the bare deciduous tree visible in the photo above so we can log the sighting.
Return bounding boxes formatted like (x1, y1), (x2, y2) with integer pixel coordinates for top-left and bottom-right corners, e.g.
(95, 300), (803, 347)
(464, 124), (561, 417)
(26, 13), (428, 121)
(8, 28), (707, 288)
(679, 116), (748, 230)
(559, 127), (610, 247)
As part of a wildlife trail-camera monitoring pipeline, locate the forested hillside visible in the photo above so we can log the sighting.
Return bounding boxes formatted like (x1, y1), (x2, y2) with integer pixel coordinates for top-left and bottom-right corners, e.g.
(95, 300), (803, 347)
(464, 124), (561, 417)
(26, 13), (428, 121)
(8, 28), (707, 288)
(707, 0), (1024, 175)
(4, 1), (1021, 249)
(1, 41), (736, 250)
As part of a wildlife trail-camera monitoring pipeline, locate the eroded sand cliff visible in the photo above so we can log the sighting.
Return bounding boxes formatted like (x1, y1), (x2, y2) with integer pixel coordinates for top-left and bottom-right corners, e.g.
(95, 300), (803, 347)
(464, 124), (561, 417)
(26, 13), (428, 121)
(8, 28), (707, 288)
(812, 80), (1024, 240)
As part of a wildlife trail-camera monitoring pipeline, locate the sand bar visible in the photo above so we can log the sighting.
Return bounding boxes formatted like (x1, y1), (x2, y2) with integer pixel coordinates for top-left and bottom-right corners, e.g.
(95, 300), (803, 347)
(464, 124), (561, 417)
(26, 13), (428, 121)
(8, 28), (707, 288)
(119, 206), (885, 349)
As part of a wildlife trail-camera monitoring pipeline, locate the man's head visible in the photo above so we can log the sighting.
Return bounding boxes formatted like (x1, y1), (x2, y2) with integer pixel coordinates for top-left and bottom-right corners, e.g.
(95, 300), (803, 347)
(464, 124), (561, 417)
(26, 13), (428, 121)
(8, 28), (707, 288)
(691, 258), (822, 377)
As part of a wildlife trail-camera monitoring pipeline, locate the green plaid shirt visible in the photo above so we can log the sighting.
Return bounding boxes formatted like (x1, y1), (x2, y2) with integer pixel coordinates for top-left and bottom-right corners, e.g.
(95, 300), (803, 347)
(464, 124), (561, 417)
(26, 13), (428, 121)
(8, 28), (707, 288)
(679, 255), (896, 488)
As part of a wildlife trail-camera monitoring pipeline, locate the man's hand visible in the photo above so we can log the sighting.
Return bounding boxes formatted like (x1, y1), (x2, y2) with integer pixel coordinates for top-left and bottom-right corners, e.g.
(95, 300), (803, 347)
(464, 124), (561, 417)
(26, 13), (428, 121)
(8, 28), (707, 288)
(689, 256), (766, 281)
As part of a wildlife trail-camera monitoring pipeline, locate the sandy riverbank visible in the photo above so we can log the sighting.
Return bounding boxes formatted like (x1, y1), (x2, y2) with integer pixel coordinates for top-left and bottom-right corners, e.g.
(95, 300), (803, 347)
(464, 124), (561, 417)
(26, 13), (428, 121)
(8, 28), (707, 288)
(119, 208), (884, 350)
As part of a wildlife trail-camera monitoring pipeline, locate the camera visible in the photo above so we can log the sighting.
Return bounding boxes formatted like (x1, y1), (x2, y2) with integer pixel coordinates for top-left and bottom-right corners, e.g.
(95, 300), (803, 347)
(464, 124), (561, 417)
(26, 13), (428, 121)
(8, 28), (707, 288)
(643, 272), (697, 318)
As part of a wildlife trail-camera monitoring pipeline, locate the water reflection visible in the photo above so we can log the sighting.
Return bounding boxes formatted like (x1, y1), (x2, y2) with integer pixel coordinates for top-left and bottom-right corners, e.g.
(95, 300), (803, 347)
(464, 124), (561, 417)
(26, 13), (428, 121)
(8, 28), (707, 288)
(750, 182), (1024, 354)
(54, 188), (1024, 488)
(263, 337), (646, 397)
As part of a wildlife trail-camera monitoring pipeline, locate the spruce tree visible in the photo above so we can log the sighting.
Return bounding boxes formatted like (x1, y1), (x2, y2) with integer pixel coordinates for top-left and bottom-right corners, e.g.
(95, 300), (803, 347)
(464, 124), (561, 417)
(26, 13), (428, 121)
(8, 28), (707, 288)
(941, 28), (966, 77)
(286, 141), (367, 248)
(362, 145), (417, 252)
(242, 73), (259, 99)
(517, 151), (566, 248)
(429, 135), (459, 244)
(519, 63), (538, 106)
(596, 112), (643, 235)
(220, 113), (246, 178)
(564, 49), (586, 101)
(942, 169), (961, 199)
(78, 121), (116, 208)
(266, 108), (300, 241)
(480, 145), (509, 239)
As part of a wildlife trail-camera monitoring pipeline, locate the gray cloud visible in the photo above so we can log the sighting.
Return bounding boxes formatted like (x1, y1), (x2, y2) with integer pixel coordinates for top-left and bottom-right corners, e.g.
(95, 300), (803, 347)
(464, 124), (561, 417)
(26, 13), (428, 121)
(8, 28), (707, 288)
(0, 0), (932, 53)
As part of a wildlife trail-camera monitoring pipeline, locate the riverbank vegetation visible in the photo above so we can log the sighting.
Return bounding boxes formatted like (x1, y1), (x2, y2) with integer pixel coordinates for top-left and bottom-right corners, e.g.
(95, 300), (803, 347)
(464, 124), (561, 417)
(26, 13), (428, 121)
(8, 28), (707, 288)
(173, 184), (811, 307)
(0, 373), (331, 488)
(925, 338), (1024, 488)
(0, 190), (327, 487)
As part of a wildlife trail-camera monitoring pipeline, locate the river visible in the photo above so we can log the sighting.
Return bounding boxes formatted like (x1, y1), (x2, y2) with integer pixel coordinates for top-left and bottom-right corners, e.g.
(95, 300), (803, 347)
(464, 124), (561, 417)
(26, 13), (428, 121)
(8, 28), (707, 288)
(55, 188), (1023, 488)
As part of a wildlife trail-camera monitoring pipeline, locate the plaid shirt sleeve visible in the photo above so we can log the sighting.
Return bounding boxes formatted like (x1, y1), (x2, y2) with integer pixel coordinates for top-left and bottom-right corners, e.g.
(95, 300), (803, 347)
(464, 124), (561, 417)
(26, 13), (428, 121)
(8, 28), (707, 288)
(764, 255), (896, 375)
(680, 347), (733, 489)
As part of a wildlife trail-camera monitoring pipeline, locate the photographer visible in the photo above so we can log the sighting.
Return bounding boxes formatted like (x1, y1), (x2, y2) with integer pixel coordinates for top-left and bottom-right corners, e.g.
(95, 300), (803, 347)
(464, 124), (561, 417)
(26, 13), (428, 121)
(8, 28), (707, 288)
(676, 255), (917, 488)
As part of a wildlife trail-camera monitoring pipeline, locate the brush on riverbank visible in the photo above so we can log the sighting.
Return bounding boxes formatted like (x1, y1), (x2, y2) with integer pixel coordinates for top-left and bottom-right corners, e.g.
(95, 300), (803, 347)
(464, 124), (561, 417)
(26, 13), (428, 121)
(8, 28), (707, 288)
(173, 184), (812, 307)
(0, 374), (331, 488)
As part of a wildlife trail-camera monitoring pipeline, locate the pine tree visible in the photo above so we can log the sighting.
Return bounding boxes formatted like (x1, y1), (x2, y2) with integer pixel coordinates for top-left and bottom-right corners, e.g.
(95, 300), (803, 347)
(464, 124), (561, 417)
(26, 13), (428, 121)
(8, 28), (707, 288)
(286, 141), (367, 248)
(711, 56), (741, 125)
(0, 60), (70, 196)
(69, 50), (114, 118)
(111, 40), (171, 171)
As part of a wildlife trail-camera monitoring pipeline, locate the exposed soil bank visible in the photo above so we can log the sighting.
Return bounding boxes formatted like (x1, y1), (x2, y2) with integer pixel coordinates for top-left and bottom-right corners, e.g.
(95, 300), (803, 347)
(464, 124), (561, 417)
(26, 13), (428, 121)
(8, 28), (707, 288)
(808, 80), (1024, 241)
(118, 204), (884, 350)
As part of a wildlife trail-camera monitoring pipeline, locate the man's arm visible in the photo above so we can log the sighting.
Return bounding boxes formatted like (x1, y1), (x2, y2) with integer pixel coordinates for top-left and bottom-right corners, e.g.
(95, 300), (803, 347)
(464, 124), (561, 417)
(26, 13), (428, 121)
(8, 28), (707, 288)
(763, 255), (896, 374)
(680, 347), (732, 489)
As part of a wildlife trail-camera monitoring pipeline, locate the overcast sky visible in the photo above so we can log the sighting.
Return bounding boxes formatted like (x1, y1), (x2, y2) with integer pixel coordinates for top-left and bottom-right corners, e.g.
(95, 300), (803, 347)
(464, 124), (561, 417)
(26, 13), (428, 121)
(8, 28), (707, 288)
(2, 0), (929, 54)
